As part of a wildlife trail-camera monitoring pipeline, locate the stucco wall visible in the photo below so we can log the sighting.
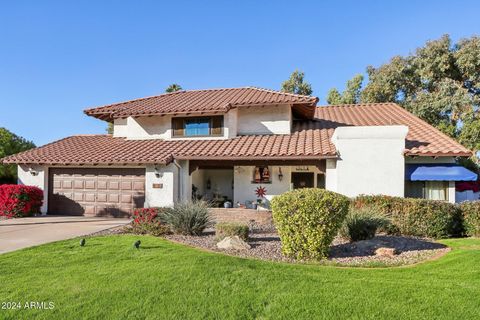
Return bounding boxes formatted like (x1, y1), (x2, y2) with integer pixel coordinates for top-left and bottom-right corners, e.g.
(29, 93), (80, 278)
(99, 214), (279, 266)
(145, 163), (177, 207)
(331, 125), (408, 198)
(237, 104), (291, 135)
(113, 110), (239, 140)
(18, 164), (49, 214)
(192, 169), (234, 200)
(233, 165), (323, 206)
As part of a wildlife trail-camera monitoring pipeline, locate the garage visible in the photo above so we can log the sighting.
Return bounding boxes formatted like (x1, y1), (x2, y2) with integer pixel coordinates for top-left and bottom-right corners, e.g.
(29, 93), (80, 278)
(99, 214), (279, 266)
(48, 168), (145, 217)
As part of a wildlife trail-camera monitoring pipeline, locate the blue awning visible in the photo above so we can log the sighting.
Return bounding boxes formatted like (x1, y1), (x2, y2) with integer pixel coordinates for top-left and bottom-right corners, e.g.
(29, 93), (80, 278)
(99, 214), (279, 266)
(406, 164), (478, 181)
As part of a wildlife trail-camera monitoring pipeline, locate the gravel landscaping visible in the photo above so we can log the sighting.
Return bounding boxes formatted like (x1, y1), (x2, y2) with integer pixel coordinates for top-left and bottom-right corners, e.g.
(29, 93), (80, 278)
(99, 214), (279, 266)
(89, 222), (449, 267)
(164, 223), (450, 267)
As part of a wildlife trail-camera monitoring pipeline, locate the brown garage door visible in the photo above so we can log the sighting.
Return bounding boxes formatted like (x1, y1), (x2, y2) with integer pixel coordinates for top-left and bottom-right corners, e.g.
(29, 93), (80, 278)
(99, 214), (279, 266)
(48, 168), (145, 217)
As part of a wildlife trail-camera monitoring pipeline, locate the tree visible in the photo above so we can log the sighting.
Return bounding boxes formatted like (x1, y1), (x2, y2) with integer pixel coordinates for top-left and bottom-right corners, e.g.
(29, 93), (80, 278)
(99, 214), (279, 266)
(328, 34), (480, 164)
(281, 70), (313, 95)
(165, 84), (183, 93)
(326, 74), (364, 104)
(0, 128), (35, 183)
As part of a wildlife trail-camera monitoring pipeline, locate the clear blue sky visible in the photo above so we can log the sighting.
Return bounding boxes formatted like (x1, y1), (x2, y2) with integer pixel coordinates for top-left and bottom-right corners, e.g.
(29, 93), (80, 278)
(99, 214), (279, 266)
(1, 0), (479, 146)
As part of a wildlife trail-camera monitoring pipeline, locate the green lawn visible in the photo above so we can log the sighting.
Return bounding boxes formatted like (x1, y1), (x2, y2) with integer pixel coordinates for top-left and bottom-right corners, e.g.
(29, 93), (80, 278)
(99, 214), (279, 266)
(0, 236), (479, 320)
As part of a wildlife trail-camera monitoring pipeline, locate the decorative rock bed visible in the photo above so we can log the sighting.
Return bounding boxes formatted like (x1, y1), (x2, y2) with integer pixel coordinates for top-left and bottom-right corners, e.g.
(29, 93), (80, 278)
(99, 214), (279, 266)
(91, 223), (450, 267)
(165, 223), (450, 267)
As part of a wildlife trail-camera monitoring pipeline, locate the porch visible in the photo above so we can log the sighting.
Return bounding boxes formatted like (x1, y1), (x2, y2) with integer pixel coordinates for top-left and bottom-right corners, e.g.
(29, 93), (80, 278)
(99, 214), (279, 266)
(188, 159), (326, 208)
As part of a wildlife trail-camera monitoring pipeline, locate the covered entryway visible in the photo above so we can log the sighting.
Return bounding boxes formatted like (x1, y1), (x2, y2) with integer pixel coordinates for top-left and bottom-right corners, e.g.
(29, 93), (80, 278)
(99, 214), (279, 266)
(291, 172), (315, 189)
(48, 168), (145, 217)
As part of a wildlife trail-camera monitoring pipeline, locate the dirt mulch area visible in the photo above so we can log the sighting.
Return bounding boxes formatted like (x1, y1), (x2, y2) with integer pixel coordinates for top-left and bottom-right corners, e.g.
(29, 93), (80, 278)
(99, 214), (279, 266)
(165, 224), (449, 267)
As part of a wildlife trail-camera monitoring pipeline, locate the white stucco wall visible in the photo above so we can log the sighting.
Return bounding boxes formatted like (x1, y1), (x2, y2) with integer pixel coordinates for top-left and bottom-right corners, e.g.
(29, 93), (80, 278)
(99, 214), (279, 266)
(113, 104), (292, 139)
(17, 165), (49, 214)
(448, 181), (456, 204)
(145, 164), (178, 207)
(325, 159), (337, 192)
(233, 165), (323, 206)
(237, 105), (291, 135)
(330, 125), (408, 198)
(113, 110), (240, 140)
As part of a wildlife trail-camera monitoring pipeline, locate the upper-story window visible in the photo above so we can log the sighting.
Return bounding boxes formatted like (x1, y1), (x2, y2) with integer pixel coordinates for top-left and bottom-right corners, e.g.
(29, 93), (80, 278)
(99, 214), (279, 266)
(172, 116), (223, 137)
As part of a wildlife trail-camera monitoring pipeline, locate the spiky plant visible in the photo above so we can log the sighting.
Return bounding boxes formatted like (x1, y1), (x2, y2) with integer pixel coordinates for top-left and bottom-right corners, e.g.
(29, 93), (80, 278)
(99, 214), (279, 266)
(163, 200), (212, 236)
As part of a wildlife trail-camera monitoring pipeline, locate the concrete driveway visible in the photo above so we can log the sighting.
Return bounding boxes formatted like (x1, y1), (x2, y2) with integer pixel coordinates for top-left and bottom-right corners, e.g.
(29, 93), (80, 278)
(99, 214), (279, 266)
(0, 216), (131, 254)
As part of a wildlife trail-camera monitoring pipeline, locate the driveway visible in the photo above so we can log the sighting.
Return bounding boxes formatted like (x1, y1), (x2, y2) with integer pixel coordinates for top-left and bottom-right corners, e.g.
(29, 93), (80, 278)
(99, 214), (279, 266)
(0, 216), (130, 254)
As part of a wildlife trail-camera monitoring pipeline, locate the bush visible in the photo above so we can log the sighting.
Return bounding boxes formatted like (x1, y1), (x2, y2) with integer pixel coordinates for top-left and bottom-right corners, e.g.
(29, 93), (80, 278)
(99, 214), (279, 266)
(131, 208), (170, 236)
(215, 222), (249, 241)
(271, 188), (350, 260)
(339, 207), (390, 242)
(460, 201), (480, 237)
(0, 185), (43, 218)
(163, 201), (212, 235)
(352, 195), (463, 239)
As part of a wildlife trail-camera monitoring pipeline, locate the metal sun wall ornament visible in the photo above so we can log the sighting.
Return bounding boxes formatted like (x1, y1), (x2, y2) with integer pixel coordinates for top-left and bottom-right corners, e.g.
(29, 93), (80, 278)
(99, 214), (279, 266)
(255, 186), (267, 198)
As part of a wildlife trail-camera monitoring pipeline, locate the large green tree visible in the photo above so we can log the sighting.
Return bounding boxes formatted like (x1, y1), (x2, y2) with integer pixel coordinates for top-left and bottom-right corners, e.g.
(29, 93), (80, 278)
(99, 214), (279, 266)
(281, 70), (313, 95)
(326, 74), (364, 104)
(327, 35), (480, 164)
(0, 128), (35, 183)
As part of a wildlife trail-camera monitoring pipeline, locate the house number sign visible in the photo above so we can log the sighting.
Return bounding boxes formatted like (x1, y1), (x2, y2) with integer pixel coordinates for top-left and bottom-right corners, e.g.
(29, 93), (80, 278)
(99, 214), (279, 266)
(295, 166), (310, 171)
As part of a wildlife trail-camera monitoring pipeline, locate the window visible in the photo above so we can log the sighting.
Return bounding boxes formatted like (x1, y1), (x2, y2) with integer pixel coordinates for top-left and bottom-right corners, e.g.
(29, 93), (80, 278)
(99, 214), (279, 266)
(172, 116), (223, 137)
(405, 181), (449, 201)
(253, 166), (271, 183)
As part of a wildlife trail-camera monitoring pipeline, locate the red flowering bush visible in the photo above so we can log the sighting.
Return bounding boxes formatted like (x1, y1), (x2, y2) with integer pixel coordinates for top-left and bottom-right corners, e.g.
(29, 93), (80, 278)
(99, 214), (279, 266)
(131, 207), (170, 236)
(0, 185), (43, 218)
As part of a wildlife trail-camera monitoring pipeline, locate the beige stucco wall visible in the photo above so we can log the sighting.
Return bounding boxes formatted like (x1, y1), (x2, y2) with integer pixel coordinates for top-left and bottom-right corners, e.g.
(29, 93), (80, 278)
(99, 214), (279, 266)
(330, 125), (408, 198)
(17, 164), (49, 214)
(235, 104), (292, 135)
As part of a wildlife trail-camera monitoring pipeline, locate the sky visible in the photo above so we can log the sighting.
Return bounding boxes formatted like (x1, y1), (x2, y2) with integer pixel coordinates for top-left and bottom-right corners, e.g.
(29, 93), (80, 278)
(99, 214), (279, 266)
(1, 0), (479, 146)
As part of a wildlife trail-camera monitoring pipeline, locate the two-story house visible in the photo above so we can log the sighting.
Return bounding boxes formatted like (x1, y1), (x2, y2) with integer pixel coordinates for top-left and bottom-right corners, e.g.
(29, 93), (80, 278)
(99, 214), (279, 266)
(2, 87), (477, 216)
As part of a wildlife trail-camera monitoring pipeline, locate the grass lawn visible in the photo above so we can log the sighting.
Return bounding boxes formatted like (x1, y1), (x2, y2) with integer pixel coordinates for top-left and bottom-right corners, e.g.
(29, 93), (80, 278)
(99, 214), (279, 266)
(0, 236), (479, 320)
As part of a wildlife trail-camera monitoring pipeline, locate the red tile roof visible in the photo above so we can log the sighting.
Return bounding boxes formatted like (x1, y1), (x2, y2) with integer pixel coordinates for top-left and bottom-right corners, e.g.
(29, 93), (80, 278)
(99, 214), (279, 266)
(84, 87), (318, 120)
(306, 103), (471, 156)
(1, 134), (335, 165)
(2, 102), (471, 165)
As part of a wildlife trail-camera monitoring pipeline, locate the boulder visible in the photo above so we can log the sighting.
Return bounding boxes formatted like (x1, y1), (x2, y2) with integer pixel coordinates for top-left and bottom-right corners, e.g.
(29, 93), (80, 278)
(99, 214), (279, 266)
(375, 247), (397, 257)
(216, 236), (251, 251)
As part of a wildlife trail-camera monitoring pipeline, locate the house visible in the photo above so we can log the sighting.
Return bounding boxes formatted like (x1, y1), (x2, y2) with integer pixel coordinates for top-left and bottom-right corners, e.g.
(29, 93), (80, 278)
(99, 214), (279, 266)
(2, 87), (477, 216)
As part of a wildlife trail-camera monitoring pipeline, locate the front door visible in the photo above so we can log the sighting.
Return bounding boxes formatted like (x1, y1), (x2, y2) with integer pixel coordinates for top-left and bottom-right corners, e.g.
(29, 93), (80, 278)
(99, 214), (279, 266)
(291, 172), (314, 189)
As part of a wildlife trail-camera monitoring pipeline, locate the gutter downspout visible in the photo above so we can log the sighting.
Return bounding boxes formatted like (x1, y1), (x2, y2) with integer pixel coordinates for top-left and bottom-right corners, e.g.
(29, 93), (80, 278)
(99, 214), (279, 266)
(173, 160), (182, 202)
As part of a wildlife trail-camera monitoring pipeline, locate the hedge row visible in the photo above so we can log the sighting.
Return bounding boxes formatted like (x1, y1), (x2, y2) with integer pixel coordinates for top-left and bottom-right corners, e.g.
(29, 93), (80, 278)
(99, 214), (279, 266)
(0, 185), (43, 218)
(460, 201), (480, 237)
(352, 195), (473, 239)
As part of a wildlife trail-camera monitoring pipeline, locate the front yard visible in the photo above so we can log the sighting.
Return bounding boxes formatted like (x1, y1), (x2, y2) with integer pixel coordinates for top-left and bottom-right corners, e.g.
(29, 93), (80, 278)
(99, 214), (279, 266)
(0, 235), (479, 319)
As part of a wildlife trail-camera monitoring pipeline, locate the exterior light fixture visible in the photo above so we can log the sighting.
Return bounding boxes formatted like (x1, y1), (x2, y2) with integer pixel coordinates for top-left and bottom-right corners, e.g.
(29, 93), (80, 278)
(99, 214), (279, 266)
(29, 167), (38, 176)
(278, 168), (283, 181)
(154, 166), (163, 178)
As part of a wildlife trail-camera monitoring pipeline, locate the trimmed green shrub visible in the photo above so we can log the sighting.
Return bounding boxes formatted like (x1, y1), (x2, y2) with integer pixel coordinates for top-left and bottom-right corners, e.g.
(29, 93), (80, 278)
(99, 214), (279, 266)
(215, 222), (249, 241)
(352, 195), (463, 239)
(271, 188), (350, 260)
(460, 201), (480, 237)
(163, 200), (212, 235)
(131, 208), (170, 236)
(339, 207), (391, 242)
